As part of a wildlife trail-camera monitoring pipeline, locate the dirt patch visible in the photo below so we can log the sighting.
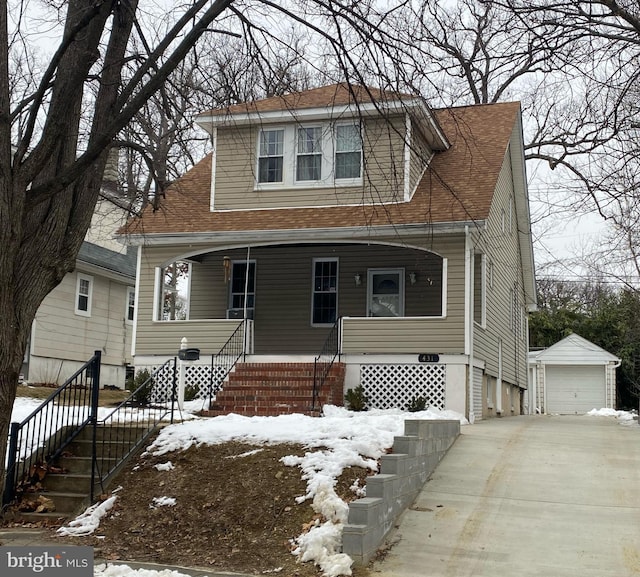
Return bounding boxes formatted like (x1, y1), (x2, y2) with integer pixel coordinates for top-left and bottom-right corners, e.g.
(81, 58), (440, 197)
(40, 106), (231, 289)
(46, 440), (373, 576)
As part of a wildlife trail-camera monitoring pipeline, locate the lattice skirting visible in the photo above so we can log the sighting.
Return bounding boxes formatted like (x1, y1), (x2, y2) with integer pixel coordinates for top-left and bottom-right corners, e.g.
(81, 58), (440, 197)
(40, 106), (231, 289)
(138, 363), (226, 403)
(360, 364), (446, 410)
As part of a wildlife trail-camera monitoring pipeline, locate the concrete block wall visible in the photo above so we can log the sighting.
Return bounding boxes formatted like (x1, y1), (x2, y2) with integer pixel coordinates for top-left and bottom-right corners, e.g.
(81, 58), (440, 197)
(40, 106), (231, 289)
(342, 419), (460, 565)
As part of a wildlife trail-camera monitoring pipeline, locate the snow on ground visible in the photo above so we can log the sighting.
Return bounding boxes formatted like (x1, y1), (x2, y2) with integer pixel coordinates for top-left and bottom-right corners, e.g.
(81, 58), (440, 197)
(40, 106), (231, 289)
(49, 403), (466, 577)
(7, 396), (198, 465)
(11, 394), (638, 577)
(586, 407), (637, 425)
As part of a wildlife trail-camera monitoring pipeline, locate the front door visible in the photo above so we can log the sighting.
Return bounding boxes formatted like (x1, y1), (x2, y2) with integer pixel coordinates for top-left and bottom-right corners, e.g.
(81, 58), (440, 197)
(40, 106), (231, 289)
(367, 269), (404, 317)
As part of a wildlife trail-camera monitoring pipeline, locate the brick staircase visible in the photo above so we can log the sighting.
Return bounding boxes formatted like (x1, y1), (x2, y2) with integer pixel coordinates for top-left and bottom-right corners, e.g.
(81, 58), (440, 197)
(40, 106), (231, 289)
(10, 425), (146, 524)
(202, 362), (346, 417)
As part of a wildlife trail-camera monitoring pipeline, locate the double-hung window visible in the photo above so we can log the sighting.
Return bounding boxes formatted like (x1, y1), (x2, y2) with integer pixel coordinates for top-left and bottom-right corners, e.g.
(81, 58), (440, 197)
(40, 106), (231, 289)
(256, 122), (362, 188)
(258, 129), (284, 183)
(296, 127), (322, 181)
(126, 287), (135, 323)
(230, 261), (256, 311)
(312, 258), (338, 325)
(335, 124), (362, 179)
(75, 273), (93, 317)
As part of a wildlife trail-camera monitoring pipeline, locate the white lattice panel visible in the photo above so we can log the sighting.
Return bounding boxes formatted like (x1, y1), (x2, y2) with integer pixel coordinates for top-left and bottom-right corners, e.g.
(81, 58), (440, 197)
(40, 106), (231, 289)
(147, 363), (176, 404)
(360, 364), (446, 410)
(141, 363), (227, 402)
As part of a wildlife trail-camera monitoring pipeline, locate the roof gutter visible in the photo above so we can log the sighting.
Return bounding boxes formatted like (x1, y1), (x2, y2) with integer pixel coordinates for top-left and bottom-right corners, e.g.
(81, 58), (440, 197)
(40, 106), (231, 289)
(123, 220), (482, 247)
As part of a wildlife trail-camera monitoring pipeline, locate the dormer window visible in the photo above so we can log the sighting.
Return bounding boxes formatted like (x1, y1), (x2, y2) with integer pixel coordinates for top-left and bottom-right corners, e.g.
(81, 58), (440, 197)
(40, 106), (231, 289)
(258, 129), (284, 183)
(256, 122), (362, 189)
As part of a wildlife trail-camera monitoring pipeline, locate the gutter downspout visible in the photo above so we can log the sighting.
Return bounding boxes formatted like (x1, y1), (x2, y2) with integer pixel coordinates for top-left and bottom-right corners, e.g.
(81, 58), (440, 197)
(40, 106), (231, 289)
(465, 225), (475, 423)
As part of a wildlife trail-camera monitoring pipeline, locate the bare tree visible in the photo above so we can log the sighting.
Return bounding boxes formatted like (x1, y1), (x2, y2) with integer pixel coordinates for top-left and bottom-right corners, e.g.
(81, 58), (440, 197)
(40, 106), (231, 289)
(115, 30), (315, 213)
(0, 0), (416, 503)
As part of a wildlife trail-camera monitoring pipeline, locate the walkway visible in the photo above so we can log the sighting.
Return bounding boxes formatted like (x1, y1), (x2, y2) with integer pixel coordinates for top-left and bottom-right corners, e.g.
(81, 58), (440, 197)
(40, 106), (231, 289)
(370, 415), (640, 577)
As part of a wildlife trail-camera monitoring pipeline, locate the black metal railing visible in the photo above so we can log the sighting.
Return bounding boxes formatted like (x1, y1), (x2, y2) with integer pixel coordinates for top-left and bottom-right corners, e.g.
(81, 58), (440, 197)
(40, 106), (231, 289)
(312, 318), (341, 411)
(3, 351), (102, 506)
(208, 320), (249, 406)
(90, 358), (177, 500)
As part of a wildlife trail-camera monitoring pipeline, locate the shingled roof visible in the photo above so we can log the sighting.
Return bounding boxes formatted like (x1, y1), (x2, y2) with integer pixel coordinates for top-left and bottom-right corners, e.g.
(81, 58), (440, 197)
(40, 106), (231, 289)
(198, 83), (409, 118)
(123, 89), (521, 238)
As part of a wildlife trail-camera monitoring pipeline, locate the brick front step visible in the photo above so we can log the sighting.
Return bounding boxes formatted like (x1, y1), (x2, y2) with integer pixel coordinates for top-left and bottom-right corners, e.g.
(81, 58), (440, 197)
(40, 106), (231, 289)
(200, 362), (345, 417)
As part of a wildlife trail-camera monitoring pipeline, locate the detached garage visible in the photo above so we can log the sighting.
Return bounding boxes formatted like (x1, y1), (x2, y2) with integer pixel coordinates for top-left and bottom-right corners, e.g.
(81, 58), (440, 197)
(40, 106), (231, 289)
(528, 334), (621, 415)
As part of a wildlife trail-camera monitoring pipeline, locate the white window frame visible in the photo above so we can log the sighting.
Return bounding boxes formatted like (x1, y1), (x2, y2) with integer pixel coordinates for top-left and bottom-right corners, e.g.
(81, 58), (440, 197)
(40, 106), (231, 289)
(311, 257), (339, 326)
(367, 268), (405, 317)
(257, 128), (285, 184)
(126, 286), (135, 324)
(256, 121), (363, 190)
(75, 273), (93, 317)
(296, 126), (323, 182)
(228, 259), (256, 314)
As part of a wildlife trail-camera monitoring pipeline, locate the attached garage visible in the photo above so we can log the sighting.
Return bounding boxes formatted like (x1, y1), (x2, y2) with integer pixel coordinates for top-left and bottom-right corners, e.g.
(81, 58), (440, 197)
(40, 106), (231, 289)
(528, 334), (620, 415)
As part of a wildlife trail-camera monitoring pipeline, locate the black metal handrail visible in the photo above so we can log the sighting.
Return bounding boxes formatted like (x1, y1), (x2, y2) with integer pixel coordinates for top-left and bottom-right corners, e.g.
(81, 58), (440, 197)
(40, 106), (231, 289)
(312, 318), (341, 411)
(90, 358), (177, 500)
(208, 319), (249, 407)
(3, 351), (102, 506)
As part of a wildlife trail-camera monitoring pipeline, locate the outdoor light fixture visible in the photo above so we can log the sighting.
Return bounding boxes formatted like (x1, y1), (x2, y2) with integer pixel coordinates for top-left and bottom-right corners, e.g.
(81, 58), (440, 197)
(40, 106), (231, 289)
(409, 272), (417, 285)
(354, 273), (362, 286)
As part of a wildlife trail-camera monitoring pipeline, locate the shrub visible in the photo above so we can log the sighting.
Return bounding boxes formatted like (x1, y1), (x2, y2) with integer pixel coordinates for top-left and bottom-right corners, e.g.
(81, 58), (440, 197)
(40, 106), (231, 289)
(345, 385), (368, 411)
(407, 396), (427, 412)
(184, 383), (200, 402)
(126, 369), (154, 405)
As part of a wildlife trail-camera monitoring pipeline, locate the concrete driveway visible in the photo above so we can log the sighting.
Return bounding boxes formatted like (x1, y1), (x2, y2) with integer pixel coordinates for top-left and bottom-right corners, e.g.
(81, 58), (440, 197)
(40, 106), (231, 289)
(369, 415), (640, 577)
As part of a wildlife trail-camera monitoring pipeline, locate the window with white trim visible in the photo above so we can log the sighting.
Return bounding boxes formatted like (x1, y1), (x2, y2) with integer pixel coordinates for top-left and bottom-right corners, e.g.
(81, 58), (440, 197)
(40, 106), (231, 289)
(229, 260), (256, 312)
(75, 273), (93, 317)
(256, 122), (362, 188)
(126, 287), (135, 323)
(368, 269), (404, 317)
(156, 261), (190, 321)
(335, 124), (362, 179)
(258, 129), (284, 183)
(296, 127), (322, 181)
(312, 258), (338, 325)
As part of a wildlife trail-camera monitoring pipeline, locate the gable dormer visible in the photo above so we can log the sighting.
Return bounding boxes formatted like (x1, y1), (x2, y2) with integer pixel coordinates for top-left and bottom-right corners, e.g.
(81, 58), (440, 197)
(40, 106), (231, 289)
(195, 84), (449, 212)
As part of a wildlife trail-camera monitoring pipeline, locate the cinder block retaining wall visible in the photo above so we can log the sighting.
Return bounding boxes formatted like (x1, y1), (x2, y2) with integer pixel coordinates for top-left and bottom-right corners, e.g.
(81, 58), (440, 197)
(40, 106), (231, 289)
(342, 419), (460, 565)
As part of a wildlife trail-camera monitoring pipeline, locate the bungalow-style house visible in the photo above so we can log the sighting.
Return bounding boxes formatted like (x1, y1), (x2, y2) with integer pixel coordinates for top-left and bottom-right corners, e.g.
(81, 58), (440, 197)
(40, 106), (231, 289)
(122, 83), (536, 421)
(22, 197), (136, 388)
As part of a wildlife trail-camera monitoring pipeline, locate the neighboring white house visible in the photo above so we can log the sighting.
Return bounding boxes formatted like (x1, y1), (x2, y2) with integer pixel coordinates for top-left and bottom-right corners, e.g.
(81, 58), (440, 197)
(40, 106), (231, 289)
(22, 198), (136, 388)
(528, 333), (621, 415)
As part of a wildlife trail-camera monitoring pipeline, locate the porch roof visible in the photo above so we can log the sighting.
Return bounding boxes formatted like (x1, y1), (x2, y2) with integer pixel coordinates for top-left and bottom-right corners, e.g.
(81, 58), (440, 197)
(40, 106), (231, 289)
(121, 99), (521, 239)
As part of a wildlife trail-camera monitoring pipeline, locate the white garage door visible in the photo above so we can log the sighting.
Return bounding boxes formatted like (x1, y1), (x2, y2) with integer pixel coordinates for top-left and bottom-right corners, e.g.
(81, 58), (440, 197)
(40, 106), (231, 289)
(546, 365), (605, 414)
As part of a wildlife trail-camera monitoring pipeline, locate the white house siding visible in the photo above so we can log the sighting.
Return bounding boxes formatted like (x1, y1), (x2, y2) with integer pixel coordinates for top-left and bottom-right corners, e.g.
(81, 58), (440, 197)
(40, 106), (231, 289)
(212, 116), (407, 210)
(29, 268), (133, 387)
(472, 128), (529, 397)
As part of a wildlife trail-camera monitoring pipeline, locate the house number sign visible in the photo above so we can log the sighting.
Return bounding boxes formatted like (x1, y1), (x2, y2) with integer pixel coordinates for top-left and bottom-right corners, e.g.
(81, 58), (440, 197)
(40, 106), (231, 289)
(418, 353), (440, 363)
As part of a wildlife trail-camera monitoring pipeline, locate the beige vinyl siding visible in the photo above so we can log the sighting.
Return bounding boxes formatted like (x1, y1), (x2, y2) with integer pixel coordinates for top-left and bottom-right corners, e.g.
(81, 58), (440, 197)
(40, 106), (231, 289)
(408, 122), (432, 195)
(32, 270), (133, 367)
(342, 317), (461, 354)
(473, 128), (528, 389)
(361, 115), (406, 204)
(212, 116), (407, 210)
(136, 237), (466, 356)
(135, 319), (244, 356)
